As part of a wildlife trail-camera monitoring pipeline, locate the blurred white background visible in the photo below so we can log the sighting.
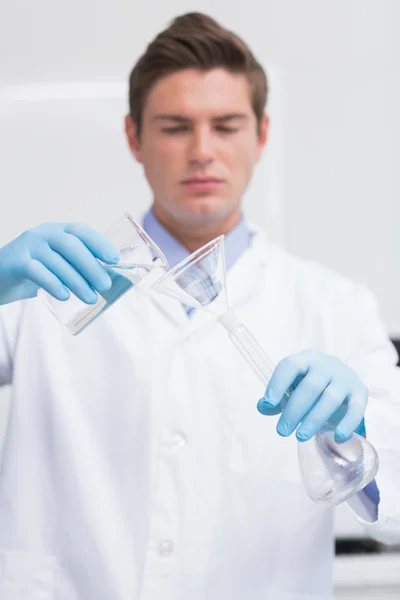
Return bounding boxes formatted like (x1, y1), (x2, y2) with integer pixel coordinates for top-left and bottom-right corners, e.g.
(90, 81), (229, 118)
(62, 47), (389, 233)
(0, 1), (399, 596)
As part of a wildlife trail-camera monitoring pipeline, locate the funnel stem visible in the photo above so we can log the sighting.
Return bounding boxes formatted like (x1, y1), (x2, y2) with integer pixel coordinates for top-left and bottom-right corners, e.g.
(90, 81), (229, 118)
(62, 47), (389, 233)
(218, 311), (289, 404)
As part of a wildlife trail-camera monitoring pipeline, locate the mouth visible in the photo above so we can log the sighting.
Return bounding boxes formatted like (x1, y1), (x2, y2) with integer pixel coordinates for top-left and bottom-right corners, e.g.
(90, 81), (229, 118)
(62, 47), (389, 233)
(180, 177), (225, 192)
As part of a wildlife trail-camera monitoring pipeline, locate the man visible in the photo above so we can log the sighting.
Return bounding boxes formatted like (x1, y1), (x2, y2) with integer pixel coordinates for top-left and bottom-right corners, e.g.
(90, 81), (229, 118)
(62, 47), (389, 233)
(0, 12), (399, 600)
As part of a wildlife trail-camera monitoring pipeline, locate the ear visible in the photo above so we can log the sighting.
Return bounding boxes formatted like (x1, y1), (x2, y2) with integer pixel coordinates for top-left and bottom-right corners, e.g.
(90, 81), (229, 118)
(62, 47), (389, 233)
(256, 113), (270, 161)
(125, 114), (142, 163)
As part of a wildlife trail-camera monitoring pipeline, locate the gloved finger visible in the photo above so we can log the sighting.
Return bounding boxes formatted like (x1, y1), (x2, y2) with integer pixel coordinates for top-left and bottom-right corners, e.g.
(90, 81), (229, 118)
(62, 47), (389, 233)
(25, 259), (70, 301)
(48, 234), (113, 294)
(263, 354), (310, 408)
(38, 246), (99, 304)
(256, 398), (283, 416)
(64, 223), (120, 264)
(334, 391), (368, 443)
(295, 382), (349, 441)
(276, 368), (332, 437)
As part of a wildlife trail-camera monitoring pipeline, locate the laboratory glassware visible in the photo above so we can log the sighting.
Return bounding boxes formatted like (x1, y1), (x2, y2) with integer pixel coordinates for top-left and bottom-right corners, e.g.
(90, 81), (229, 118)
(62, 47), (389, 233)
(39, 212), (168, 335)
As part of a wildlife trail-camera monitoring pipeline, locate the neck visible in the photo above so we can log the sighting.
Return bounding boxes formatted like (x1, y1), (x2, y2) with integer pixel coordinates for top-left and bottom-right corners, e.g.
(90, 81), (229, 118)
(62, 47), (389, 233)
(152, 206), (241, 253)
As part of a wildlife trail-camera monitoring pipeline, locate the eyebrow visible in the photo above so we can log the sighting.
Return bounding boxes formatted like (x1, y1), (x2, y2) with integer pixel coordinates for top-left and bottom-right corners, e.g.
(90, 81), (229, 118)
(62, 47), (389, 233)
(152, 113), (249, 123)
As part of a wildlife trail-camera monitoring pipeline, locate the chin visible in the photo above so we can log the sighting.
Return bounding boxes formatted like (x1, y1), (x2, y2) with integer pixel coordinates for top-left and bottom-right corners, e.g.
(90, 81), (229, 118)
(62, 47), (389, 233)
(182, 196), (230, 222)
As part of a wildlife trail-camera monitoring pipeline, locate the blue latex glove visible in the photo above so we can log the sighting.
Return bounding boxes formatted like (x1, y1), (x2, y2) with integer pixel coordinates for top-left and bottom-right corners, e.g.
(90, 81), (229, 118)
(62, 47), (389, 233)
(257, 349), (368, 444)
(0, 223), (120, 305)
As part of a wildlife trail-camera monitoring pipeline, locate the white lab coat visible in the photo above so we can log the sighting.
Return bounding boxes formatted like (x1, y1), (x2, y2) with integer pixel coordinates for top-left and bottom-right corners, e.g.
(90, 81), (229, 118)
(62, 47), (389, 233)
(0, 228), (399, 600)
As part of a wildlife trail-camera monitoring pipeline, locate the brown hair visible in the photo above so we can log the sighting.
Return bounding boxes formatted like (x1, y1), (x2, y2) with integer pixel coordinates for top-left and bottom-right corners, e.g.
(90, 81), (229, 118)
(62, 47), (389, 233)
(129, 12), (268, 138)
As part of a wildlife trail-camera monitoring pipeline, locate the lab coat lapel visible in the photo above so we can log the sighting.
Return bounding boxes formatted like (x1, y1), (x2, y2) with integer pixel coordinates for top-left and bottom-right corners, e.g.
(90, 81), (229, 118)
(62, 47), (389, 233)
(146, 284), (189, 326)
(225, 231), (269, 311)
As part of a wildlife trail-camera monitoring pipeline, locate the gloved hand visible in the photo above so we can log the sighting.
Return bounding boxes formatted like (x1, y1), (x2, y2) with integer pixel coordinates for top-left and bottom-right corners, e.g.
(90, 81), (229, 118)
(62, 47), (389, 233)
(257, 349), (368, 444)
(0, 222), (120, 306)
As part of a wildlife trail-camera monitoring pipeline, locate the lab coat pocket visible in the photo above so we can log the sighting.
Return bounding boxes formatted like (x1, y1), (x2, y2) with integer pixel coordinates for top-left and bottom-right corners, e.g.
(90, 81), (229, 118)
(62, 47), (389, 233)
(0, 549), (58, 600)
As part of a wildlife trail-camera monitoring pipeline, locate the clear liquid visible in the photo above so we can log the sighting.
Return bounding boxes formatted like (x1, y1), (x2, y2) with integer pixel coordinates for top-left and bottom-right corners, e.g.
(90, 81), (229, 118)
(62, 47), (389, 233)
(68, 264), (153, 335)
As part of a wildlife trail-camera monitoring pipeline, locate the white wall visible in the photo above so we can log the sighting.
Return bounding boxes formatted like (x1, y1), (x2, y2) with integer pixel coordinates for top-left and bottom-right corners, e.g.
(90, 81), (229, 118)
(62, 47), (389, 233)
(267, 1), (400, 337)
(0, 1), (399, 544)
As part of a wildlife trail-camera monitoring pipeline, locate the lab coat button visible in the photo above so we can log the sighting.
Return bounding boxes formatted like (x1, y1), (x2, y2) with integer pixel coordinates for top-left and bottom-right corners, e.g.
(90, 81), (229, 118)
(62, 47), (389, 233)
(172, 432), (187, 447)
(158, 540), (174, 557)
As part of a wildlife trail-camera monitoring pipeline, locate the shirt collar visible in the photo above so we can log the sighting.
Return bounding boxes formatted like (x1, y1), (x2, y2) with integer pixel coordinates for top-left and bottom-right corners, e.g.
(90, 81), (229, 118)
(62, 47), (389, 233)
(142, 207), (253, 271)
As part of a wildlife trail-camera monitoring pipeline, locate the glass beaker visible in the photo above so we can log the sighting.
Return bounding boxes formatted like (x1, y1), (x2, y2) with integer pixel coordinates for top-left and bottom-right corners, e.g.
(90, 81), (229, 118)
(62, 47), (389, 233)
(39, 212), (167, 335)
(152, 235), (379, 506)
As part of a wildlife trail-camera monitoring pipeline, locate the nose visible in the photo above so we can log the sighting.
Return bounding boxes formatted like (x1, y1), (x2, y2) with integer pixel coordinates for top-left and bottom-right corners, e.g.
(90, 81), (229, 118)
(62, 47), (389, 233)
(188, 127), (215, 169)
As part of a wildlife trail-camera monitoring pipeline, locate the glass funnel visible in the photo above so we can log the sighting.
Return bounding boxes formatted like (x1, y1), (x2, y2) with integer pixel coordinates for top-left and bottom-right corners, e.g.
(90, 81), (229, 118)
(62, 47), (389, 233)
(153, 236), (228, 316)
(153, 235), (379, 507)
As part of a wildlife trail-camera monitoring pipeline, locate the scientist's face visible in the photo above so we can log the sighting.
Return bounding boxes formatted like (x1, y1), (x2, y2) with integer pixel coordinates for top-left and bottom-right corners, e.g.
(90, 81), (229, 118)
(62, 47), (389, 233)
(125, 68), (269, 232)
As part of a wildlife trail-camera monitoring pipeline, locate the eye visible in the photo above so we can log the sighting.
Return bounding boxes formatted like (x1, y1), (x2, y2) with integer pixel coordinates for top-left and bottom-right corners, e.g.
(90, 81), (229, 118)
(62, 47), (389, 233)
(215, 126), (239, 133)
(162, 126), (189, 134)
